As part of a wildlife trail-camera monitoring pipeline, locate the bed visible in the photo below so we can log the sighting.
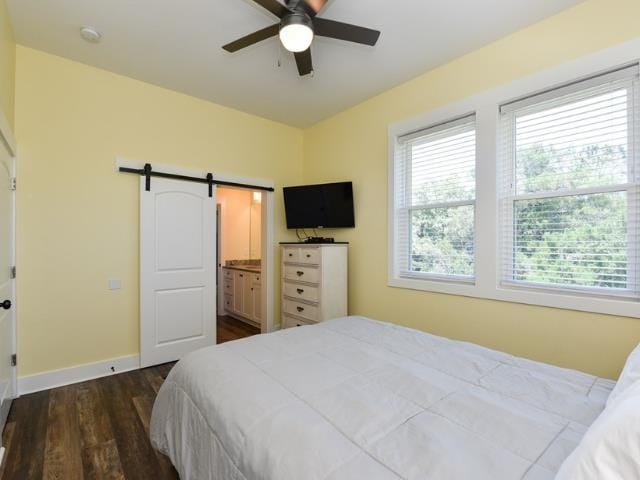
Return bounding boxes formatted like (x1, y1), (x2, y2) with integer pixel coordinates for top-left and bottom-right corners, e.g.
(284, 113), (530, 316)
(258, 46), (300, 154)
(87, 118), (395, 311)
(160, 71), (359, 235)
(149, 316), (615, 480)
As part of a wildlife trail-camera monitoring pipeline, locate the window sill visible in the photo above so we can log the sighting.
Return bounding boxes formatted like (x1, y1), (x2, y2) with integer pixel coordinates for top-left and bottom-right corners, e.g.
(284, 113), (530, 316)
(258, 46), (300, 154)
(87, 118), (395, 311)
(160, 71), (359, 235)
(388, 276), (476, 297)
(388, 275), (640, 318)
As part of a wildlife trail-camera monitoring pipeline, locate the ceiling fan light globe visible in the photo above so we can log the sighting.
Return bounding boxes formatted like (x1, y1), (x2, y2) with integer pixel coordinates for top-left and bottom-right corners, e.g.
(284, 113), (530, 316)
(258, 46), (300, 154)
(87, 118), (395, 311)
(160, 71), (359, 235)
(279, 24), (313, 52)
(279, 13), (314, 53)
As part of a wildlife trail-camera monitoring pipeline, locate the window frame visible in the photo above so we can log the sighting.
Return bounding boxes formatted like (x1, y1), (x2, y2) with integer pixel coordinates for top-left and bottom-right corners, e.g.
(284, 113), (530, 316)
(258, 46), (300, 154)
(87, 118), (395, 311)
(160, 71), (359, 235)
(498, 77), (639, 299)
(396, 115), (477, 283)
(388, 40), (640, 318)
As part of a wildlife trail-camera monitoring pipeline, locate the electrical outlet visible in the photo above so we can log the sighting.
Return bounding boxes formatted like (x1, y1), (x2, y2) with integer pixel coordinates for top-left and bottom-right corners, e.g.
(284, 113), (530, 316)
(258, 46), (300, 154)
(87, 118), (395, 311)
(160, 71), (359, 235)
(109, 279), (122, 290)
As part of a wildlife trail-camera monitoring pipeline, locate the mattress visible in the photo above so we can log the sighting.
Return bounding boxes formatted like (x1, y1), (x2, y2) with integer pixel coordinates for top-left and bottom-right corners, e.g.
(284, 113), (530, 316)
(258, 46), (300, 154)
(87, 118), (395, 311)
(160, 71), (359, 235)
(149, 316), (615, 480)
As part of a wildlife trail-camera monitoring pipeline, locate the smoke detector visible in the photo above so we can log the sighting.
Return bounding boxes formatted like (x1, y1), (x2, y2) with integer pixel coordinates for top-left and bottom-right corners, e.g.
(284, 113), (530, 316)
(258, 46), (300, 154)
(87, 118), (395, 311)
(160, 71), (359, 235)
(80, 26), (102, 44)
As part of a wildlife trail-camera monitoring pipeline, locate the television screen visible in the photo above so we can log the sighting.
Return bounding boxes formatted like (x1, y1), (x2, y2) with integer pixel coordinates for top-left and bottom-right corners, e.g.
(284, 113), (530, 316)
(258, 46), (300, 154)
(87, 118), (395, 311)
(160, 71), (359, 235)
(283, 182), (355, 229)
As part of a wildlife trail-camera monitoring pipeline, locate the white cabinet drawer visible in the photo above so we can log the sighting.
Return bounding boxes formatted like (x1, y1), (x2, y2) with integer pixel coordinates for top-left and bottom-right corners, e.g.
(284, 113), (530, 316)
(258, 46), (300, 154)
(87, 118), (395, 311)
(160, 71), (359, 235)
(223, 269), (233, 279)
(224, 295), (233, 310)
(283, 265), (319, 284)
(283, 299), (318, 321)
(283, 282), (319, 303)
(223, 279), (234, 295)
(283, 247), (300, 263)
(298, 248), (320, 265)
(223, 294), (233, 311)
(252, 273), (261, 285)
(283, 315), (314, 329)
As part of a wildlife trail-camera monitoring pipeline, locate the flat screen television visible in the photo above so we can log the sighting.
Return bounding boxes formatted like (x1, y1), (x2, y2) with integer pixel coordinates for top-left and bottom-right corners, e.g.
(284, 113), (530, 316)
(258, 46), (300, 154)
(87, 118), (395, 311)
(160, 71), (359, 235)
(283, 182), (355, 229)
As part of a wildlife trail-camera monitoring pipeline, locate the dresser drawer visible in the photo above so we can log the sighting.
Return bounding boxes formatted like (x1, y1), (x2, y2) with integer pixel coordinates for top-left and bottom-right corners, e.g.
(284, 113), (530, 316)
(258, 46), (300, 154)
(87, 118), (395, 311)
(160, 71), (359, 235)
(283, 265), (319, 284)
(283, 315), (315, 329)
(251, 273), (261, 285)
(223, 279), (234, 295)
(283, 247), (300, 263)
(223, 269), (233, 280)
(283, 299), (318, 321)
(298, 248), (320, 265)
(283, 282), (319, 303)
(283, 247), (321, 265)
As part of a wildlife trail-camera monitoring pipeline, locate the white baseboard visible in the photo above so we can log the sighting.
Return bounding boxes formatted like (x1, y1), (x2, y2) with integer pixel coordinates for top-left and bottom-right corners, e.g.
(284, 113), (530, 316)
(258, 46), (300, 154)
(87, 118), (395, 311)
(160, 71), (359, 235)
(18, 354), (141, 396)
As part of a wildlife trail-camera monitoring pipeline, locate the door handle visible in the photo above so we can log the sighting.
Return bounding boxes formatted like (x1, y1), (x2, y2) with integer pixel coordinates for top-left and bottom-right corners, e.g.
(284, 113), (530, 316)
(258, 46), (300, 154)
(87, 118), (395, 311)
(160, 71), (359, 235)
(296, 306), (304, 312)
(296, 271), (304, 276)
(297, 288), (304, 294)
(1, 299), (11, 310)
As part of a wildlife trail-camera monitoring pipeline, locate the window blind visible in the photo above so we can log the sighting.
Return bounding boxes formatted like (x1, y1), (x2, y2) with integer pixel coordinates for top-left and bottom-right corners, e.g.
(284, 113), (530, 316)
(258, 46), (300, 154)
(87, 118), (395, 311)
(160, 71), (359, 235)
(498, 67), (640, 298)
(394, 114), (476, 281)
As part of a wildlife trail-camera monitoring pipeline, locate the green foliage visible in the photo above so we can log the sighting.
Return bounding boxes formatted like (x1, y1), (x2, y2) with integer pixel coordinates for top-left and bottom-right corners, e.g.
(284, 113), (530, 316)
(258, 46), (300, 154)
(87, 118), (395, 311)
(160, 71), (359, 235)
(410, 206), (474, 276)
(409, 142), (629, 288)
(513, 143), (628, 289)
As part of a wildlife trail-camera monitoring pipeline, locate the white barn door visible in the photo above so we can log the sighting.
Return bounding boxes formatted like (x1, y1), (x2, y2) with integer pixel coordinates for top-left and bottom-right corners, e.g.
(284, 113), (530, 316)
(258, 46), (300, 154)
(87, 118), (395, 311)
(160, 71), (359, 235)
(140, 177), (216, 368)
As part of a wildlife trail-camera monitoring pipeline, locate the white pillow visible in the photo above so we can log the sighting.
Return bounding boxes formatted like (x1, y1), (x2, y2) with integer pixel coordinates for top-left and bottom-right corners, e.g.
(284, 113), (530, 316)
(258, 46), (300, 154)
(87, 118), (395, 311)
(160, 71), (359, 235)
(556, 380), (640, 480)
(607, 343), (640, 407)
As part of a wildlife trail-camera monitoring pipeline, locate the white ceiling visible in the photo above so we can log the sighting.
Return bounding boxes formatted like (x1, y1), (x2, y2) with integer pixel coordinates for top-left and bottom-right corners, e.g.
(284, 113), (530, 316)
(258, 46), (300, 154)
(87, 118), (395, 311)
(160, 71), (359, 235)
(6, 0), (583, 127)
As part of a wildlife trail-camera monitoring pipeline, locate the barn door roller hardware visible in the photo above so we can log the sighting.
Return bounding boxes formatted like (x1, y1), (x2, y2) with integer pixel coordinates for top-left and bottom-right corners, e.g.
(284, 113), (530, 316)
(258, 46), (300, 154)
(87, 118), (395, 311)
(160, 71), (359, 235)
(119, 163), (275, 196)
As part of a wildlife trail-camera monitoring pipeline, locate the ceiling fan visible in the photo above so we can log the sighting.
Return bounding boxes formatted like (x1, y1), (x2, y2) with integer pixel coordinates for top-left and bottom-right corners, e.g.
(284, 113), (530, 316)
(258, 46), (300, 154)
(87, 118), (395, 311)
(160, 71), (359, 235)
(222, 0), (381, 76)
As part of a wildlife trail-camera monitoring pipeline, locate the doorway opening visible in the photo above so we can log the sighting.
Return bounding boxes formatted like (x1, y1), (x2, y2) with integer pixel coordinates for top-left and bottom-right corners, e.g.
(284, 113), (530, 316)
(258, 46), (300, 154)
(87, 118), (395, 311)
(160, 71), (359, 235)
(217, 187), (265, 336)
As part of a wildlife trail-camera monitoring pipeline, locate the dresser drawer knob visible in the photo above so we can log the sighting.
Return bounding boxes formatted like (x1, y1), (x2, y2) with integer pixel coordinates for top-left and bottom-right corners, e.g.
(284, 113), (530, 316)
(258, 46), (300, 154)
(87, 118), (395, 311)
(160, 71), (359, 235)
(297, 288), (304, 294)
(296, 271), (304, 276)
(296, 306), (304, 312)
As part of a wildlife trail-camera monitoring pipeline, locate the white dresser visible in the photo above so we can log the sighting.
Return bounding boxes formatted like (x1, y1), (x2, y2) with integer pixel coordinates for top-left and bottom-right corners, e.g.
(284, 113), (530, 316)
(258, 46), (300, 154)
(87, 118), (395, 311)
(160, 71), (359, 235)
(281, 243), (348, 328)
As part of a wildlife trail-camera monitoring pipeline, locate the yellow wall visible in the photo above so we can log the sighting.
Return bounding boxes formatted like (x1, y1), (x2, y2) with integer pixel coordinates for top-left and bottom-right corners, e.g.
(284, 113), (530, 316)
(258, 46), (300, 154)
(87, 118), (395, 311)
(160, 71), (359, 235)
(217, 187), (262, 262)
(303, 0), (640, 379)
(15, 46), (303, 376)
(250, 195), (262, 260)
(0, 0), (15, 129)
(13, 0), (640, 380)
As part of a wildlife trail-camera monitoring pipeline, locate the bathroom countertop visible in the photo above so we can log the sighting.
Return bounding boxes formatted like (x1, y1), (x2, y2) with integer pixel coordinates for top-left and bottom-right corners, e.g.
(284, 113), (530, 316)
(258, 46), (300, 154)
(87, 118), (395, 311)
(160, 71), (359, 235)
(222, 265), (261, 274)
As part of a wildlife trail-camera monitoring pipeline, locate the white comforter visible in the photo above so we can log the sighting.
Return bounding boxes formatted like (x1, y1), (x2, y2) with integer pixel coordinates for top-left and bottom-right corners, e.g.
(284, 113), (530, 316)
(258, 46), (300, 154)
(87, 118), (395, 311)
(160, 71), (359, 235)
(150, 316), (614, 480)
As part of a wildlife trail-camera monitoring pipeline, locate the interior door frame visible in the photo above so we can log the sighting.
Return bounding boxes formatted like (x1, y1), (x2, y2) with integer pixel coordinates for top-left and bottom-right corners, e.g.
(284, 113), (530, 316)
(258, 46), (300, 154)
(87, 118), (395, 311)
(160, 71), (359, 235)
(216, 203), (225, 316)
(0, 107), (17, 422)
(117, 157), (277, 335)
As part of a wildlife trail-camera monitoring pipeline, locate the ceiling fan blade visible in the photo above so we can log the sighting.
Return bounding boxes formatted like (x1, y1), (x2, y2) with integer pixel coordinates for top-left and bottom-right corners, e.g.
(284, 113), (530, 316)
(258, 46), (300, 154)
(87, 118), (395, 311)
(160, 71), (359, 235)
(222, 24), (279, 52)
(294, 48), (313, 76)
(251, 0), (290, 18)
(313, 18), (380, 46)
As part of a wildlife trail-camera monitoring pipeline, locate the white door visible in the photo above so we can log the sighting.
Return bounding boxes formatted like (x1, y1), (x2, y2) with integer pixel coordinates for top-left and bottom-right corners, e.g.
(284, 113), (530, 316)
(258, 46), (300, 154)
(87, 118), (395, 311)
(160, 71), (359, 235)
(252, 283), (262, 323)
(233, 270), (243, 314)
(140, 177), (216, 368)
(0, 138), (16, 435)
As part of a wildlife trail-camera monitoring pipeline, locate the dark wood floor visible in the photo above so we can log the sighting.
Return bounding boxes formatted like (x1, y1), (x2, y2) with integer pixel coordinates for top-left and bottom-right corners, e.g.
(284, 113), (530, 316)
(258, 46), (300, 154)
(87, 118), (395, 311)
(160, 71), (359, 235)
(0, 315), (259, 480)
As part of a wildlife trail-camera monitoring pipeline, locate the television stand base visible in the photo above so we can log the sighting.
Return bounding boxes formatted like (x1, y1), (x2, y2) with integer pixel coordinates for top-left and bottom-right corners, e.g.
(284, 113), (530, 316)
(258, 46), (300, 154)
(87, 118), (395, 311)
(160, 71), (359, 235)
(303, 237), (335, 244)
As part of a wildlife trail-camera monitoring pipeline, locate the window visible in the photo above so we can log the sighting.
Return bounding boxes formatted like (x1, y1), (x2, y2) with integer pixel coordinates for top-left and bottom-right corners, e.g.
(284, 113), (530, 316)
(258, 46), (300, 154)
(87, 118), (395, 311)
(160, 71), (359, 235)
(392, 115), (476, 282)
(498, 66), (640, 298)
(389, 47), (640, 316)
